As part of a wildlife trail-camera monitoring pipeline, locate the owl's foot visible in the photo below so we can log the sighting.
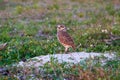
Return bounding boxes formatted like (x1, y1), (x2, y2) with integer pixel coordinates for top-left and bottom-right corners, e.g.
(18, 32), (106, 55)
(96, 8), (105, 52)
(64, 51), (68, 54)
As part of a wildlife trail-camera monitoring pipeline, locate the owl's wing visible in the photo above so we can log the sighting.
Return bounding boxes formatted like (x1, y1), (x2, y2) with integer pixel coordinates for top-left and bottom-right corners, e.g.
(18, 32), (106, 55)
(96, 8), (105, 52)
(59, 31), (75, 46)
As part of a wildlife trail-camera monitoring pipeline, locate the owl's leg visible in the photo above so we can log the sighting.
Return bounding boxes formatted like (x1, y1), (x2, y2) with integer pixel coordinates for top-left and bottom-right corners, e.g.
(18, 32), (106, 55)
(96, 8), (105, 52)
(65, 47), (68, 53)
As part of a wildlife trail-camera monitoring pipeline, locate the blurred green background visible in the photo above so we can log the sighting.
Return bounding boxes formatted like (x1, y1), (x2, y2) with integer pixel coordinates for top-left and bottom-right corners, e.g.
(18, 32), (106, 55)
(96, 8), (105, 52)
(0, 0), (120, 66)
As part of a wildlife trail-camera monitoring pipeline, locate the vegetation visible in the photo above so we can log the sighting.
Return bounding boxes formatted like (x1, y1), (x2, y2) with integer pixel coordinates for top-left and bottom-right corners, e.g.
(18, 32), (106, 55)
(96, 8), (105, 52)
(0, 0), (120, 80)
(0, 56), (120, 80)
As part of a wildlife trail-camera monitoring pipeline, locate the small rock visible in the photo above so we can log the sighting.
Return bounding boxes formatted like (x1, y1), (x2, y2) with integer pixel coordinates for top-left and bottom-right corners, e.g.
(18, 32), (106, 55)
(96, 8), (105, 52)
(0, 67), (9, 76)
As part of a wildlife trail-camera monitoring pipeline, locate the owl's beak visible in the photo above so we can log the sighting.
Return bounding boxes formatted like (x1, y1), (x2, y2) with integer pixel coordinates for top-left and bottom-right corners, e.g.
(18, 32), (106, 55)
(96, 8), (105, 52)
(57, 25), (61, 28)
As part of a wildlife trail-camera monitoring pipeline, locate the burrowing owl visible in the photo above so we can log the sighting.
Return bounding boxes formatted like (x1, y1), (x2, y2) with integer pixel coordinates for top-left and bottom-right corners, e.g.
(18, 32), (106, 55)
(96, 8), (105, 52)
(57, 25), (75, 53)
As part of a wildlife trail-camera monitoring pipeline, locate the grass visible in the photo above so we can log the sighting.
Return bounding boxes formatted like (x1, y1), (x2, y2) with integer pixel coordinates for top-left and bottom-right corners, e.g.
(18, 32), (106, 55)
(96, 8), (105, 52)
(0, 0), (120, 65)
(0, 0), (120, 79)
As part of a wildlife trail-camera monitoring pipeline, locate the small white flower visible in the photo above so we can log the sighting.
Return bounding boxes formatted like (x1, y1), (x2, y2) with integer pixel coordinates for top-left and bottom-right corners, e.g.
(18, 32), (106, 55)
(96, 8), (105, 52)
(90, 44), (93, 47)
(101, 29), (108, 33)
(90, 55), (95, 59)
(99, 25), (102, 27)
(104, 29), (108, 33)
(114, 22), (117, 25)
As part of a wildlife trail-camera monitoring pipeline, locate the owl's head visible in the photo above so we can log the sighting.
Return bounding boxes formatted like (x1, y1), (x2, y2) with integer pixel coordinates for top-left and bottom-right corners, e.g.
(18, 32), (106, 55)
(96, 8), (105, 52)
(57, 25), (67, 32)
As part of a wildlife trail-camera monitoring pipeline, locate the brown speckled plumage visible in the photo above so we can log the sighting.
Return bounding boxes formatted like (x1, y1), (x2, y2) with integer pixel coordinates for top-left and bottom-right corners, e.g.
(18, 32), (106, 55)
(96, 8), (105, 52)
(57, 25), (75, 53)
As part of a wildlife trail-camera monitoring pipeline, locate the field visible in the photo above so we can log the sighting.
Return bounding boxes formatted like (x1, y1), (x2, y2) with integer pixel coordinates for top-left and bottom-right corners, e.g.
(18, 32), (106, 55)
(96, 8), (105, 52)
(0, 0), (120, 79)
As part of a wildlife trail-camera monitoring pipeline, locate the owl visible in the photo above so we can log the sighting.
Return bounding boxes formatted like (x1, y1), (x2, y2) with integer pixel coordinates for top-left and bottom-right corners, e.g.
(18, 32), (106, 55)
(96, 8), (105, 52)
(57, 25), (75, 53)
